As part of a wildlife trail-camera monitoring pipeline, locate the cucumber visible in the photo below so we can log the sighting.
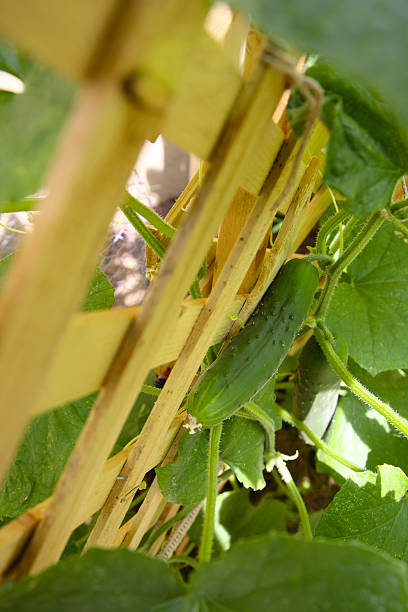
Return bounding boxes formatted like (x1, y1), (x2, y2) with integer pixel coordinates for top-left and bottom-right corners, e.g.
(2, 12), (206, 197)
(186, 259), (319, 427)
(293, 334), (348, 442)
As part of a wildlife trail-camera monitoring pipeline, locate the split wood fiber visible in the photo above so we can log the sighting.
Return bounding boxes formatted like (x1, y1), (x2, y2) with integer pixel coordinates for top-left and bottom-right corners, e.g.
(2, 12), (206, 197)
(19, 64), (284, 575)
(34, 296), (244, 415)
(82, 73), (287, 551)
(0, 79), (160, 485)
(0, 414), (184, 580)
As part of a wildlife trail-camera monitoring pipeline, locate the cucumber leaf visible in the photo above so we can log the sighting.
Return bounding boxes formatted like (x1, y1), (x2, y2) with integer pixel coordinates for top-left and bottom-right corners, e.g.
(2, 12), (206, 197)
(316, 465), (408, 562)
(156, 429), (209, 505)
(81, 268), (114, 312)
(317, 366), (408, 482)
(302, 64), (408, 216)
(0, 548), (185, 611)
(327, 223), (408, 375)
(2, 536), (408, 611)
(0, 253), (114, 311)
(189, 488), (287, 554)
(188, 535), (408, 611)
(1, 536), (408, 611)
(221, 417), (266, 490)
(157, 416), (267, 505)
(0, 267), (114, 518)
(0, 39), (75, 207)
(0, 394), (95, 519)
(220, 0), (408, 131)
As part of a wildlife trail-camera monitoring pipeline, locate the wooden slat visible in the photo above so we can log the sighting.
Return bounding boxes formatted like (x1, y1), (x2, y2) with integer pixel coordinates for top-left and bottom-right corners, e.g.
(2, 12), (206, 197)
(83, 126), (308, 552)
(0, 80), (159, 485)
(0, 414), (184, 580)
(227, 157), (321, 342)
(35, 296), (244, 415)
(19, 65), (284, 575)
(0, 0), (117, 80)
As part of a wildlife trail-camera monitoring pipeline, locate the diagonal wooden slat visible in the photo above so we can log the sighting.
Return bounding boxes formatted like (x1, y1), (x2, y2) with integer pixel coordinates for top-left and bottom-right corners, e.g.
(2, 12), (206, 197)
(0, 413), (184, 579)
(34, 296), (244, 415)
(0, 0), (118, 80)
(0, 80), (159, 485)
(84, 125), (311, 552)
(19, 65), (285, 575)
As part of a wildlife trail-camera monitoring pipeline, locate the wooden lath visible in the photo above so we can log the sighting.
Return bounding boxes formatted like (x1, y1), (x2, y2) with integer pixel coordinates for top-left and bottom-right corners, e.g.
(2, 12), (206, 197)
(0, 0), (331, 581)
(0, 0), (242, 485)
(18, 64), (286, 575)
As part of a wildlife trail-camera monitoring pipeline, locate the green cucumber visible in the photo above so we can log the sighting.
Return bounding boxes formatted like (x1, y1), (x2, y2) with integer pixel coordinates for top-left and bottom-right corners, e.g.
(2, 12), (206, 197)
(293, 334), (348, 442)
(186, 259), (319, 427)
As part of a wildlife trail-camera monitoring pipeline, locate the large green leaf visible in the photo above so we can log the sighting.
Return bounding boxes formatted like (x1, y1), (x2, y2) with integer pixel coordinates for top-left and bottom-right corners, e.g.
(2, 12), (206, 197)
(222, 0), (408, 131)
(156, 430), (209, 505)
(0, 394), (95, 519)
(0, 253), (114, 311)
(303, 64), (408, 216)
(0, 548), (185, 611)
(189, 488), (287, 554)
(0, 40), (75, 207)
(189, 535), (408, 611)
(327, 223), (408, 375)
(221, 417), (266, 490)
(157, 416), (267, 504)
(317, 366), (408, 482)
(316, 465), (408, 562)
(2, 537), (408, 610)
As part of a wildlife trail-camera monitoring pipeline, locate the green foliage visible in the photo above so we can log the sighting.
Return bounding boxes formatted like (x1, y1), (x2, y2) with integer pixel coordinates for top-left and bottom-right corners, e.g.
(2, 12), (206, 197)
(189, 488), (288, 554)
(288, 63), (408, 216)
(157, 416), (267, 504)
(2, 537), (408, 611)
(0, 40), (75, 207)
(221, 0), (408, 131)
(327, 224), (408, 375)
(0, 394), (94, 519)
(316, 465), (408, 562)
(317, 365), (408, 481)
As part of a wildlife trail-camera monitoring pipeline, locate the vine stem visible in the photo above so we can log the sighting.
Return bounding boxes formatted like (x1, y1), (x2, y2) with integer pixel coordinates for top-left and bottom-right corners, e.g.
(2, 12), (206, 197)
(316, 207), (350, 255)
(199, 423), (223, 563)
(141, 384), (161, 397)
(123, 194), (176, 238)
(384, 207), (408, 238)
(122, 204), (166, 258)
(315, 327), (408, 439)
(244, 401), (275, 452)
(275, 455), (312, 539)
(314, 211), (384, 321)
(277, 407), (365, 472)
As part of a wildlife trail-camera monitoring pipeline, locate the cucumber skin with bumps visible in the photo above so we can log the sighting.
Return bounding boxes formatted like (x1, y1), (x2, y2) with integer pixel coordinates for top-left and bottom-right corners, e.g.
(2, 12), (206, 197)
(186, 259), (319, 427)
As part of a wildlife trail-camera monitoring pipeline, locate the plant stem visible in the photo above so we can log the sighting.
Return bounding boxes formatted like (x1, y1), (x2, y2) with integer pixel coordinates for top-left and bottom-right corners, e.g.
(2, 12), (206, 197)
(315, 209), (349, 255)
(315, 327), (408, 439)
(199, 423), (223, 563)
(244, 401), (275, 451)
(314, 212), (384, 321)
(167, 555), (200, 570)
(123, 194), (176, 238)
(141, 384), (161, 397)
(329, 215), (359, 254)
(122, 205), (166, 259)
(275, 455), (312, 539)
(277, 407), (365, 472)
(384, 207), (408, 238)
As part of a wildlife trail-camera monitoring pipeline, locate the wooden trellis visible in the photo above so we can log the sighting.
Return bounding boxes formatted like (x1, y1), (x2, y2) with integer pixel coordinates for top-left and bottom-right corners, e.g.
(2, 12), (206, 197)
(0, 0), (330, 580)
